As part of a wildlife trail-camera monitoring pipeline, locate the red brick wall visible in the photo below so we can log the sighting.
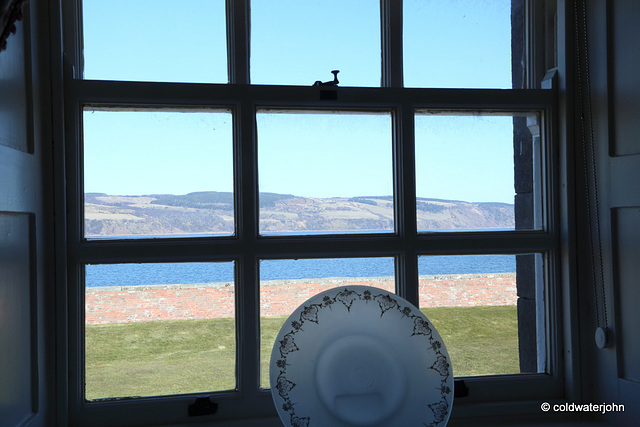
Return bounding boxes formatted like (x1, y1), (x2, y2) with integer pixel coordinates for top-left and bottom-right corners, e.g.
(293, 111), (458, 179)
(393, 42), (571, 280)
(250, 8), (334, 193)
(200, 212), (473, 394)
(85, 273), (516, 325)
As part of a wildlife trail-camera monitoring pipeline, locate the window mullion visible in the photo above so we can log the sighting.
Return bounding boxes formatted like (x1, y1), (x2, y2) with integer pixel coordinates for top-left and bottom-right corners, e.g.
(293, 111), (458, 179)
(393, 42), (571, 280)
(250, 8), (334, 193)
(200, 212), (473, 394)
(227, 0), (250, 84)
(381, 0), (404, 88)
(396, 102), (419, 305)
(236, 98), (260, 394)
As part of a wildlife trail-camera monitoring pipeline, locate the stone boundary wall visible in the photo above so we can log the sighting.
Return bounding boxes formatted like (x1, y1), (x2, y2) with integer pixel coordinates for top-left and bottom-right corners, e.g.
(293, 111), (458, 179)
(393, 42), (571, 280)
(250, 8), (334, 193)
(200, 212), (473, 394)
(85, 273), (516, 325)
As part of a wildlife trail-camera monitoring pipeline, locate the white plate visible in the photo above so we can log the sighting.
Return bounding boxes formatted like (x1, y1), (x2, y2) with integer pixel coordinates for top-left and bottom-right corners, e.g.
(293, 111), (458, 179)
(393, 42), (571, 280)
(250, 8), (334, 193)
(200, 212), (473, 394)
(270, 286), (453, 427)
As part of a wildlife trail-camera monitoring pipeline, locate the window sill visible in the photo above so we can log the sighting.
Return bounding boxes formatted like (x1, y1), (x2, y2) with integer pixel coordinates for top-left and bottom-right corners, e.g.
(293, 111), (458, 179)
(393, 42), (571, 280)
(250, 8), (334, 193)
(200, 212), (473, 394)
(157, 414), (607, 427)
(160, 420), (607, 427)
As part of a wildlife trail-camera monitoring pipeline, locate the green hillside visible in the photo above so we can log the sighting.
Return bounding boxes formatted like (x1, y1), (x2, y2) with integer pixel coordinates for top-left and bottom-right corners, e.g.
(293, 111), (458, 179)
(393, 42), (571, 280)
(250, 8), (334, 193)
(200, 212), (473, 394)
(84, 191), (514, 237)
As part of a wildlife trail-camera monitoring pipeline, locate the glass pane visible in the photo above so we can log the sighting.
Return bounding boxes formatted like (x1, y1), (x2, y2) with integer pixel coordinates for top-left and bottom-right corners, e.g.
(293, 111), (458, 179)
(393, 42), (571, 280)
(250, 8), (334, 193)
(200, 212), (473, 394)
(257, 110), (393, 235)
(82, 0), (227, 83)
(418, 254), (544, 376)
(403, 0), (518, 88)
(260, 257), (396, 388)
(251, 0), (381, 86)
(83, 109), (234, 239)
(85, 262), (236, 399)
(415, 112), (535, 232)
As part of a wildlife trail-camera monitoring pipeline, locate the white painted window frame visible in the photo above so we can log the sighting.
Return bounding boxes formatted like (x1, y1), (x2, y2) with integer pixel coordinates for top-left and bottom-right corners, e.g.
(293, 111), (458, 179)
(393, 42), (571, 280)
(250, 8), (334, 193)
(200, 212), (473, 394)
(52, 0), (576, 425)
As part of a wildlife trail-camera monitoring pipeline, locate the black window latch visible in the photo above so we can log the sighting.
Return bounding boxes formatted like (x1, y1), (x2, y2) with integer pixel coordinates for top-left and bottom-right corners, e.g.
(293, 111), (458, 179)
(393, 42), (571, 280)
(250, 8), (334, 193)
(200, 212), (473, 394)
(188, 396), (218, 417)
(454, 379), (469, 398)
(313, 70), (340, 86)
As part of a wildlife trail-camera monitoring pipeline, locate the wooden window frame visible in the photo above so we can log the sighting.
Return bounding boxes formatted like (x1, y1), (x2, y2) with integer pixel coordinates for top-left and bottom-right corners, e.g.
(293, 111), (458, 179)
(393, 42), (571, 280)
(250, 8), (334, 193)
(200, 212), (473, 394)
(55, 1), (573, 425)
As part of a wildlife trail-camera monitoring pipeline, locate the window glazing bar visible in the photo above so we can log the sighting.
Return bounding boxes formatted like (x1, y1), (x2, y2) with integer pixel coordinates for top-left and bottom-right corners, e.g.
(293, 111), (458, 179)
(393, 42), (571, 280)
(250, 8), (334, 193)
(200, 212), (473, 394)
(72, 232), (555, 264)
(235, 97), (260, 394)
(70, 80), (555, 112)
(226, 0), (250, 84)
(381, 0), (403, 87)
(395, 101), (418, 304)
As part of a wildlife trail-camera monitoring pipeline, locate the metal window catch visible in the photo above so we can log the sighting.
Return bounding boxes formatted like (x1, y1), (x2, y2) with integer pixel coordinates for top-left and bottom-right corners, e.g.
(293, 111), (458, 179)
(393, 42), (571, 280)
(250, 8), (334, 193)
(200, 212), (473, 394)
(313, 70), (340, 86)
(454, 379), (469, 398)
(188, 396), (218, 417)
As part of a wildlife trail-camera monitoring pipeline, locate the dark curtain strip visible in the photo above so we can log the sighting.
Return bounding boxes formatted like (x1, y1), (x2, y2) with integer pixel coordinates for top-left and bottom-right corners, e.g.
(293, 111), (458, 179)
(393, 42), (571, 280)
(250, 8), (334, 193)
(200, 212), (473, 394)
(0, 0), (28, 52)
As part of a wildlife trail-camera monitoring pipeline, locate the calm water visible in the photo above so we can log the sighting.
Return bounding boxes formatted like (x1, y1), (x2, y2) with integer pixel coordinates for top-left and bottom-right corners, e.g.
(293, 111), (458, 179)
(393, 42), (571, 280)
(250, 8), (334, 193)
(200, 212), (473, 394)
(85, 255), (516, 287)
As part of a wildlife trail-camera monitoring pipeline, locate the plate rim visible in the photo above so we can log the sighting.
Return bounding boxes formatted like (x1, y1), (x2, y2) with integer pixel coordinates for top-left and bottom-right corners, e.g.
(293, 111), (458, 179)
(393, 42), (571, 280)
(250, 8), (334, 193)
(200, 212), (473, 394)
(269, 285), (454, 427)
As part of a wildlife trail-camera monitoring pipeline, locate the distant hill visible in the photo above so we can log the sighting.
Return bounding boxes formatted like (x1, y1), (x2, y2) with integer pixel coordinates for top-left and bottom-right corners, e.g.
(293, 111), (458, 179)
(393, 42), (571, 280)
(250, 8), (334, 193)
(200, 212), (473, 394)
(84, 191), (514, 237)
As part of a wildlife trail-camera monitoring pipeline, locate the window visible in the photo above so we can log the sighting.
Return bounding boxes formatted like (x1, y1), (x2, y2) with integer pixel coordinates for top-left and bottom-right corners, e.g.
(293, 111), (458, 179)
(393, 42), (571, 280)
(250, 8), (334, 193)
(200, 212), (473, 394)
(85, 261), (236, 399)
(81, 0), (228, 83)
(403, 0), (516, 88)
(256, 110), (394, 235)
(61, 1), (562, 425)
(250, 0), (381, 86)
(83, 108), (234, 238)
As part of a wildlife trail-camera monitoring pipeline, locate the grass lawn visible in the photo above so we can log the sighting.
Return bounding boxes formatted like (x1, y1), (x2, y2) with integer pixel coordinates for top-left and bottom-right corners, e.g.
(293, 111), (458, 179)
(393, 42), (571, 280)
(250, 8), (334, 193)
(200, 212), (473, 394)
(85, 318), (236, 400)
(85, 305), (518, 400)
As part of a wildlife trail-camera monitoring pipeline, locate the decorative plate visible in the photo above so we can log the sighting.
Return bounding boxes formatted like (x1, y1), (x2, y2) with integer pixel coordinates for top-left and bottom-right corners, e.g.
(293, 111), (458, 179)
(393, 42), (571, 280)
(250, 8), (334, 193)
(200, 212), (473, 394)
(270, 286), (453, 427)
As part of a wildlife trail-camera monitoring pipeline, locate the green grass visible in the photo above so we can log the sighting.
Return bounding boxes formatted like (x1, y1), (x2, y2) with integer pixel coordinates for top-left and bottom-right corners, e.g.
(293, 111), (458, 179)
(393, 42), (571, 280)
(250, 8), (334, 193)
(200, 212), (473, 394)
(424, 306), (520, 377)
(85, 318), (236, 400)
(85, 306), (518, 400)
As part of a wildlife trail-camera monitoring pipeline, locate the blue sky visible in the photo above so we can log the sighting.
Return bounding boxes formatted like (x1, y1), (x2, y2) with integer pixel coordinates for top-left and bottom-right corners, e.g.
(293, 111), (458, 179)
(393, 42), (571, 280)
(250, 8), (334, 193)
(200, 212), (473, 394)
(82, 0), (516, 204)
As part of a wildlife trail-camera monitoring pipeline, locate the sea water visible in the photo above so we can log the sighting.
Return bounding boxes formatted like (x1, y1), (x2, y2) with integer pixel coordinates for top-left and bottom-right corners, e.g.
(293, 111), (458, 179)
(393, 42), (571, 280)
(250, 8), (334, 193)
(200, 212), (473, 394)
(85, 254), (516, 287)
